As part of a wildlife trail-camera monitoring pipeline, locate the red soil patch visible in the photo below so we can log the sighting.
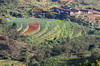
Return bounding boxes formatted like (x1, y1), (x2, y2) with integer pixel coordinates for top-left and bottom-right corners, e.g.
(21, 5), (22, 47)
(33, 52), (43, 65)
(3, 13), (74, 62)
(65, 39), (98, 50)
(23, 21), (40, 34)
(88, 14), (100, 23)
(89, 14), (100, 20)
(90, 14), (100, 17)
(60, 0), (68, 1)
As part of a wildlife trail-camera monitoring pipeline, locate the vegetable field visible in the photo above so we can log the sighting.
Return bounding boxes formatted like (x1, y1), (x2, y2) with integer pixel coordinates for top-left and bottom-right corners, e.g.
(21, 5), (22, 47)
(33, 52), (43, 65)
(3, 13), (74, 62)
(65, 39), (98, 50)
(8, 18), (86, 43)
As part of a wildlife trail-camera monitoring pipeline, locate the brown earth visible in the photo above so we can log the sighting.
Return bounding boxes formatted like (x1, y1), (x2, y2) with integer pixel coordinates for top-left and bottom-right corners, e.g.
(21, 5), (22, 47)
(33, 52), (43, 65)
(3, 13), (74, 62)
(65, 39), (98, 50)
(23, 21), (40, 34)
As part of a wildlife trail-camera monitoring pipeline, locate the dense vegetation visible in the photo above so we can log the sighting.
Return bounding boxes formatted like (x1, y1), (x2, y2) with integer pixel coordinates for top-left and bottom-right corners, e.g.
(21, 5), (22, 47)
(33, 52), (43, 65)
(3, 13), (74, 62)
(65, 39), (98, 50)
(0, 0), (100, 66)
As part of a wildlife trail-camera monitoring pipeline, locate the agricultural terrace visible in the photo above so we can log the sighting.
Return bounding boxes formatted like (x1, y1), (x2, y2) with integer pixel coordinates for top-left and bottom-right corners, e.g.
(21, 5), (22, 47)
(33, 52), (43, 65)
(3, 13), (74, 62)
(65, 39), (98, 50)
(8, 18), (86, 43)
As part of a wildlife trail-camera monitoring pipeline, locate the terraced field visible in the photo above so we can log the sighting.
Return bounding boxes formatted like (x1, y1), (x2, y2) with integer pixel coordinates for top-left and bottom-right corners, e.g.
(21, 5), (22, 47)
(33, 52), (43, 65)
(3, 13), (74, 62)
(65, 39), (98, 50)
(8, 18), (86, 43)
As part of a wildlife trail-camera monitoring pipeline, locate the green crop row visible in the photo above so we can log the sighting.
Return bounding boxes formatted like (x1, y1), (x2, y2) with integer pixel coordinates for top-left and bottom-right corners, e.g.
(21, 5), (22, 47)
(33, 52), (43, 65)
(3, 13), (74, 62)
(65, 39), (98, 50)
(34, 23), (62, 43)
(30, 19), (47, 36)
(32, 22), (49, 39)
(33, 24), (60, 43)
(38, 21), (57, 37)
(17, 24), (23, 31)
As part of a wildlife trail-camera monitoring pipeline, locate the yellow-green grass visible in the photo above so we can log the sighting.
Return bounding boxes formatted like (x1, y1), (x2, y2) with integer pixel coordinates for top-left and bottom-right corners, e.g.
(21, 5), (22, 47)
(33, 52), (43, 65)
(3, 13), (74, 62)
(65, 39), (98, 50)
(41, 24), (58, 38)
(79, 5), (100, 10)
(71, 23), (82, 37)
(38, 21), (57, 38)
(43, 25), (62, 40)
(32, 22), (49, 39)
(33, 21), (58, 42)
(46, 30), (62, 40)
(58, 22), (68, 37)
(17, 24), (23, 32)
(96, 60), (100, 66)
(64, 22), (73, 38)
(52, 22), (67, 40)
(61, 23), (69, 38)
(33, 24), (60, 43)
(22, 23), (29, 33)
(83, 0), (100, 4)
(66, 22), (85, 38)
(60, 22), (84, 39)
(34, 21), (83, 43)
(0, 60), (26, 66)
(34, 22), (63, 43)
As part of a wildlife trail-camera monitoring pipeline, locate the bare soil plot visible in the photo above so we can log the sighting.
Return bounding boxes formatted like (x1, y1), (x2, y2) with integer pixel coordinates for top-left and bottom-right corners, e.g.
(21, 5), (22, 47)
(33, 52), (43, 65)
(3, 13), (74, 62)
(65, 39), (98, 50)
(22, 21), (40, 34)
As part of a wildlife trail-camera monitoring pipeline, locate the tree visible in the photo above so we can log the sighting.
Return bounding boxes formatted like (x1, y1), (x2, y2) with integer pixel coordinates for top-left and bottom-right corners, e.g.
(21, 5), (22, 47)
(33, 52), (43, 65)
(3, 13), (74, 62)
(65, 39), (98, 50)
(5, 23), (20, 40)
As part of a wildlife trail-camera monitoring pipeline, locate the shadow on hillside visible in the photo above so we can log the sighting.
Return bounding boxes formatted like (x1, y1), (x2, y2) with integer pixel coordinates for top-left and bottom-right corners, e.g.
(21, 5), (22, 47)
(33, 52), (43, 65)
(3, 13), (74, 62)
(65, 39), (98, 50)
(66, 56), (93, 66)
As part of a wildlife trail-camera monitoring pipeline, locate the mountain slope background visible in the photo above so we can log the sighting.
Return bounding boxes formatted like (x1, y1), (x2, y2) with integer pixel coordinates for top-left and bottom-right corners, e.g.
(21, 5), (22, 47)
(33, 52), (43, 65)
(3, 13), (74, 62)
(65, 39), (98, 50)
(0, 0), (100, 66)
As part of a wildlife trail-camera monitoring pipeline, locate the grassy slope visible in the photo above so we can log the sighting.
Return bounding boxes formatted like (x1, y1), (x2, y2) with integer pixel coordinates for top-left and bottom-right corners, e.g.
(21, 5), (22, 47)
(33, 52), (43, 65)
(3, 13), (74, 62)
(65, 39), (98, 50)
(0, 60), (26, 66)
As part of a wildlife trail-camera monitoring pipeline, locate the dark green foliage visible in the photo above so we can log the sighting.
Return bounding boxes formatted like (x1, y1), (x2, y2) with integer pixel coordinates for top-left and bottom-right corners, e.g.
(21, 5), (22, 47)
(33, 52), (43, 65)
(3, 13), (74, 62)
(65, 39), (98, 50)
(4, 23), (20, 40)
